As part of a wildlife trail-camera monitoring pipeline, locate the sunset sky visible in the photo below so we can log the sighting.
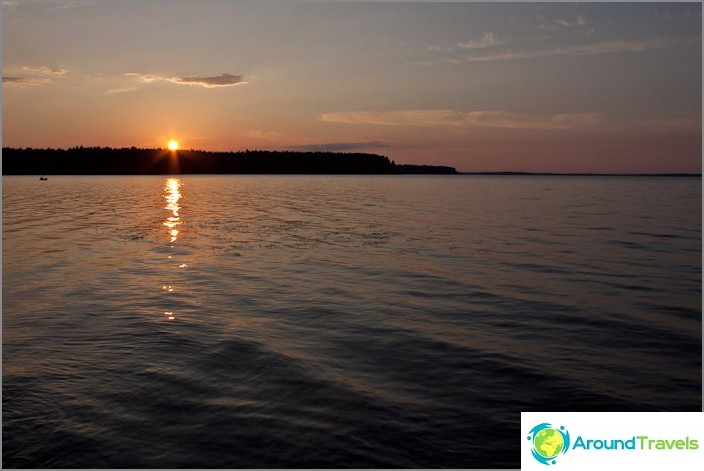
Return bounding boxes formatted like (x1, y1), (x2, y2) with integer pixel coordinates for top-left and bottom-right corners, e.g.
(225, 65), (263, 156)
(2, 1), (701, 172)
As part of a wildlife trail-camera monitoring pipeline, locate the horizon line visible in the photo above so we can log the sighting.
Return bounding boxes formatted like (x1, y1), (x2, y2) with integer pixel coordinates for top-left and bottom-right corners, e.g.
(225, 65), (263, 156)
(2, 146), (700, 176)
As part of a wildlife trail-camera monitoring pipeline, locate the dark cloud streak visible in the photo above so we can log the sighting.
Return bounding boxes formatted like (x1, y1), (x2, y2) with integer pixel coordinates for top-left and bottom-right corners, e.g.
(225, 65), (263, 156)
(175, 73), (245, 87)
(127, 72), (246, 88)
(2, 76), (51, 86)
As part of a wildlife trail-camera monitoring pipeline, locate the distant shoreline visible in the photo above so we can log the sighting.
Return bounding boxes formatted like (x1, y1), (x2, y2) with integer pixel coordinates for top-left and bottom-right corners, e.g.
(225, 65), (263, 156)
(1, 148), (699, 177)
(457, 172), (702, 177)
(3, 173), (700, 178)
(4, 172), (701, 178)
(1, 147), (457, 175)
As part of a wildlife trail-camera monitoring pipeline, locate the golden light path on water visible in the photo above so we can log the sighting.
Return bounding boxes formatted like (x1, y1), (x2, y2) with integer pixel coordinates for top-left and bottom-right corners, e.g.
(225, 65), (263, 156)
(162, 178), (184, 321)
(164, 178), (182, 242)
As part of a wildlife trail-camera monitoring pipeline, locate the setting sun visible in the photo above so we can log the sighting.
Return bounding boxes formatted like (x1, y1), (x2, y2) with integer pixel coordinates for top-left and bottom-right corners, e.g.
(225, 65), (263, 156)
(167, 140), (179, 151)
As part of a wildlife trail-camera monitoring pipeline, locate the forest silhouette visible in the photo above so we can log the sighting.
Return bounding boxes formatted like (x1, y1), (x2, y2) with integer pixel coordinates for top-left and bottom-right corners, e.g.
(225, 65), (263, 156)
(2, 147), (458, 175)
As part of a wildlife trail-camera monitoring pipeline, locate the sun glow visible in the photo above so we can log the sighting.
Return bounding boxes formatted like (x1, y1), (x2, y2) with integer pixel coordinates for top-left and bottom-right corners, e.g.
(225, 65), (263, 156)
(167, 140), (179, 151)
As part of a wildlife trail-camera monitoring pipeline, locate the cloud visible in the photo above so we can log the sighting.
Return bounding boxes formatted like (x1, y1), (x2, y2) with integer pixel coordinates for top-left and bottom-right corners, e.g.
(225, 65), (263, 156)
(126, 73), (158, 82)
(322, 109), (604, 130)
(105, 86), (138, 95)
(246, 129), (315, 147)
(126, 72), (246, 88)
(556, 15), (587, 27)
(2, 76), (51, 87)
(539, 15), (588, 31)
(429, 32), (505, 52)
(247, 129), (289, 141)
(1, 65), (69, 88)
(459, 38), (675, 63)
(286, 141), (391, 152)
(175, 73), (245, 87)
(455, 32), (506, 49)
(20, 65), (68, 75)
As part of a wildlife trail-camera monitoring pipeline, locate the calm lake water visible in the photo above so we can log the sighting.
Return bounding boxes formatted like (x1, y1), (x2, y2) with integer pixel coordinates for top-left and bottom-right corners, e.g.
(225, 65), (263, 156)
(2, 175), (701, 468)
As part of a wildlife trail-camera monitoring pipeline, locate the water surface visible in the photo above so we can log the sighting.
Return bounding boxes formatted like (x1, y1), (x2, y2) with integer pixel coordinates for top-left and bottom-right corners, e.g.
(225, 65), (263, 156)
(3, 175), (701, 468)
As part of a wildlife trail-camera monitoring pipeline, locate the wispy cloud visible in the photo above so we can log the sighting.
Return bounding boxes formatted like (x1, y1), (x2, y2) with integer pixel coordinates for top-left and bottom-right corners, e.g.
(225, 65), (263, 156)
(105, 86), (138, 95)
(455, 32), (506, 50)
(246, 129), (315, 147)
(540, 15), (588, 30)
(429, 32), (506, 52)
(176, 73), (245, 87)
(126, 72), (247, 88)
(126, 73), (158, 83)
(459, 38), (675, 63)
(247, 129), (289, 141)
(322, 109), (604, 130)
(286, 141), (391, 152)
(2, 76), (51, 87)
(19, 65), (68, 75)
(1, 64), (69, 88)
(557, 15), (587, 27)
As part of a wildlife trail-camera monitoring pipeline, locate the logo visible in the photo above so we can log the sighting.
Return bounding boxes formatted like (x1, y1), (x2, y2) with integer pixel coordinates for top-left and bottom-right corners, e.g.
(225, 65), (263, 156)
(527, 423), (570, 465)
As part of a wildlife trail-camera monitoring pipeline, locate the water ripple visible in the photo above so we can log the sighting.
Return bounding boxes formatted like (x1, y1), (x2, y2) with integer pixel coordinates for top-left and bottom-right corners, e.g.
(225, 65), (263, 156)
(3, 175), (701, 468)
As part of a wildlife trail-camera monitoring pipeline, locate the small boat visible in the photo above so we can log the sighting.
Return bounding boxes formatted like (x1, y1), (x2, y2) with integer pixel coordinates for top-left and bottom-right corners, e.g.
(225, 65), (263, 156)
(39, 176), (48, 181)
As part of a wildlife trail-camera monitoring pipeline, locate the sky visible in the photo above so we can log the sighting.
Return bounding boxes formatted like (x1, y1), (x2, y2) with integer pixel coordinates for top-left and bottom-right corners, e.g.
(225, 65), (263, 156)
(1, 1), (702, 173)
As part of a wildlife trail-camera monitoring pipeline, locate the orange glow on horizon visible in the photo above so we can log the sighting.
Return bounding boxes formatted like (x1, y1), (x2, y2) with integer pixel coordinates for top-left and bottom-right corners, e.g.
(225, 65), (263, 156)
(167, 140), (179, 151)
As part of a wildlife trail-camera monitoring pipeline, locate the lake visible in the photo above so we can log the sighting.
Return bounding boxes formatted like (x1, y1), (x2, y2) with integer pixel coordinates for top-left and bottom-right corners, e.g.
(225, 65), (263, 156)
(2, 175), (701, 468)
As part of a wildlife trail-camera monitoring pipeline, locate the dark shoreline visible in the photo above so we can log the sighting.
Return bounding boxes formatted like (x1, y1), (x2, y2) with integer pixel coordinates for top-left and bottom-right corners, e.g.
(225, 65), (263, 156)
(1, 147), (458, 175)
(8, 173), (700, 177)
(2, 148), (699, 176)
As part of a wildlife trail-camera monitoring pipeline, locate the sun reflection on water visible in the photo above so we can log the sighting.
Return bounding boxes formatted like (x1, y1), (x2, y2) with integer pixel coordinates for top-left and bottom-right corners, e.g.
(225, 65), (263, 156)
(164, 178), (182, 242)
(162, 178), (184, 321)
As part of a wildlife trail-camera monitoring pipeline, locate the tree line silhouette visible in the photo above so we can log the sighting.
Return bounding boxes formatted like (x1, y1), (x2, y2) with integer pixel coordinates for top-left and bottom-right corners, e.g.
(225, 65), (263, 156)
(1, 147), (457, 175)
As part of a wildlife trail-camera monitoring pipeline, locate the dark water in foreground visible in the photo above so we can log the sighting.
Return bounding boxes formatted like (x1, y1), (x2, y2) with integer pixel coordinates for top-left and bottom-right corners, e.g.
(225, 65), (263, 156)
(3, 175), (701, 468)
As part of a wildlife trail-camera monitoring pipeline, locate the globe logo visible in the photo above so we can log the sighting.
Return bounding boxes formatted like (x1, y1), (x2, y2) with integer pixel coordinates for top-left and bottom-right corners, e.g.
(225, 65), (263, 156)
(527, 423), (570, 465)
